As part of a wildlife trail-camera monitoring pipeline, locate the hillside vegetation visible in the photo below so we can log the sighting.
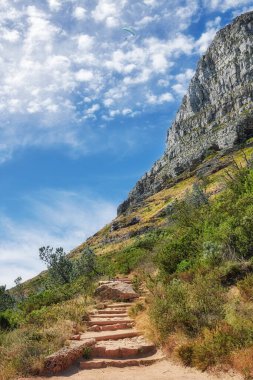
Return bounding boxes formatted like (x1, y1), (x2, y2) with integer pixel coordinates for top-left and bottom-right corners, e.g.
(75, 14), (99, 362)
(1, 143), (253, 379)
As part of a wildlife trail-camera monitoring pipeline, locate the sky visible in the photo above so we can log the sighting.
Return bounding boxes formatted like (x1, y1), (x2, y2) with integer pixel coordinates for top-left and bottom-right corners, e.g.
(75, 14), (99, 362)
(1, 0), (253, 288)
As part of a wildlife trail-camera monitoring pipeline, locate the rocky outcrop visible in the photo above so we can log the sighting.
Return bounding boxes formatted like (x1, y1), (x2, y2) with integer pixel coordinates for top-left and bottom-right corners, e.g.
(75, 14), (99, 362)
(110, 217), (141, 232)
(94, 281), (138, 301)
(118, 11), (253, 215)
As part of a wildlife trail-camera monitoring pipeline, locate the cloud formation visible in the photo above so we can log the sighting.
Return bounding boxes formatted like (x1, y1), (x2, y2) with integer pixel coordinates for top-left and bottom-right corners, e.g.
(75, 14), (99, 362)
(0, 0), (251, 161)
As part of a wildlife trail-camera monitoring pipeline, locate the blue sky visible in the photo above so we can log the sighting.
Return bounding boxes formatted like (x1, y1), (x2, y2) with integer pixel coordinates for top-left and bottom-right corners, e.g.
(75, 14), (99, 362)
(1, 0), (253, 288)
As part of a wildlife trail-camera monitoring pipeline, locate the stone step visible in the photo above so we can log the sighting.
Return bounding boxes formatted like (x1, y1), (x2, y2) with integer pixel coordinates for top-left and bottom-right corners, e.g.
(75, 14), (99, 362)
(104, 303), (133, 308)
(88, 322), (134, 332)
(117, 280), (132, 284)
(96, 310), (129, 315)
(98, 280), (132, 285)
(88, 319), (132, 326)
(80, 351), (164, 369)
(90, 314), (129, 319)
(82, 329), (140, 342)
(91, 337), (156, 359)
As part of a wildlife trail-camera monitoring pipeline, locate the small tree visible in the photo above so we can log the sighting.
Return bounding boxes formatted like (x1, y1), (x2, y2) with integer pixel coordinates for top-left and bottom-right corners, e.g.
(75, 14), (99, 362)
(39, 246), (73, 285)
(186, 183), (209, 208)
(13, 276), (25, 302)
(0, 286), (14, 312)
(72, 248), (98, 279)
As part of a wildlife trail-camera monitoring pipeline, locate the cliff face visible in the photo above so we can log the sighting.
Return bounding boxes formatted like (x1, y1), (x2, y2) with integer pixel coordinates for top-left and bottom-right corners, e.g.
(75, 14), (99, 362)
(118, 11), (253, 215)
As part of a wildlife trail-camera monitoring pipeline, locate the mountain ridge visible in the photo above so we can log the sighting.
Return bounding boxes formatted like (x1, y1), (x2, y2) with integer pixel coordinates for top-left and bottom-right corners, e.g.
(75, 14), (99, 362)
(118, 11), (253, 215)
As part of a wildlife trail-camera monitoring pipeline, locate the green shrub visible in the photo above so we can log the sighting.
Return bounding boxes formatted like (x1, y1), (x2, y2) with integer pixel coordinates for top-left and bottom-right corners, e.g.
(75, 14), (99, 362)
(176, 260), (192, 273)
(149, 273), (225, 340)
(21, 288), (71, 314)
(83, 346), (92, 359)
(191, 324), (238, 370)
(238, 275), (253, 301)
(0, 310), (22, 331)
(129, 302), (145, 317)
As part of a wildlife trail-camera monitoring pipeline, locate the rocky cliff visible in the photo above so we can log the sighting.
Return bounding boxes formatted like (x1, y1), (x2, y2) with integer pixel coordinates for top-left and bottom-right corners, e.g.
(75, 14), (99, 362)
(118, 11), (253, 215)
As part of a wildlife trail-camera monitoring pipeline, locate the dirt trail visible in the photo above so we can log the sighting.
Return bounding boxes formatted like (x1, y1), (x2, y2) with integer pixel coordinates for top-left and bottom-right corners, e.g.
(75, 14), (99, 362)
(37, 279), (242, 380)
(39, 360), (242, 380)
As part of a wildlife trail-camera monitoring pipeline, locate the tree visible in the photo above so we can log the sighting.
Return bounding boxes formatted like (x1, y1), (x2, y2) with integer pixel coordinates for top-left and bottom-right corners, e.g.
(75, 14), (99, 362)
(0, 286), (14, 312)
(72, 248), (98, 279)
(39, 246), (73, 285)
(186, 182), (209, 208)
(13, 276), (25, 302)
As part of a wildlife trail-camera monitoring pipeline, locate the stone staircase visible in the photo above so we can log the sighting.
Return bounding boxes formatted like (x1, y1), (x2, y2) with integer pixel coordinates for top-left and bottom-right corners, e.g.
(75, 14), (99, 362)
(79, 278), (164, 370)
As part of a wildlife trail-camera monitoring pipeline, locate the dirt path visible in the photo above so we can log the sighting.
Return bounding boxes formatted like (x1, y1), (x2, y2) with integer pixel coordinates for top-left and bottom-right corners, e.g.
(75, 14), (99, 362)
(43, 360), (242, 380)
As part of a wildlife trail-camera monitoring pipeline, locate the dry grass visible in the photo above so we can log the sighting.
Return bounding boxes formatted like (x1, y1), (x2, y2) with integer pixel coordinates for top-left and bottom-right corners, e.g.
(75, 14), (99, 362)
(0, 296), (91, 380)
(134, 309), (161, 346)
(230, 347), (253, 379)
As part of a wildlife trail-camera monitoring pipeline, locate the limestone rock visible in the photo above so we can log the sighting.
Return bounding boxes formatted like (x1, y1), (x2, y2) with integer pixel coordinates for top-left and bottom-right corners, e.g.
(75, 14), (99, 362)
(95, 281), (138, 301)
(118, 11), (253, 215)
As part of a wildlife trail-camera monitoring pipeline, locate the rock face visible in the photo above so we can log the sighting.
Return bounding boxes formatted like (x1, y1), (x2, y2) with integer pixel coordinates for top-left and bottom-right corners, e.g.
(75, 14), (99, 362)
(118, 11), (253, 215)
(95, 281), (138, 301)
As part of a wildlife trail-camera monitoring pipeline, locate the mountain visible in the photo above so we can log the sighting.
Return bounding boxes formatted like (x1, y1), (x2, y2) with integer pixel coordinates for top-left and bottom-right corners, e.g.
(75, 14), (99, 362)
(118, 11), (253, 215)
(4, 12), (253, 379)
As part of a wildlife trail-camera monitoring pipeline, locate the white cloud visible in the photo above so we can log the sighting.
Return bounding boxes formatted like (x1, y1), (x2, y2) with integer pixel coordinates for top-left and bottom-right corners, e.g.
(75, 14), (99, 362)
(232, 4), (253, 16)
(122, 108), (132, 115)
(136, 15), (159, 28)
(77, 34), (94, 51)
(0, 189), (116, 288)
(158, 79), (170, 87)
(195, 16), (221, 53)
(2, 28), (20, 42)
(0, 0), (249, 162)
(73, 6), (87, 20)
(107, 107), (133, 118)
(109, 109), (121, 117)
(92, 0), (118, 22)
(205, 0), (253, 12)
(86, 103), (101, 116)
(147, 91), (174, 104)
(75, 69), (94, 82)
(143, 0), (158, 6)
(47, 0), (61, 12)
(151, 53), (169, 72)
(172, 68), (195, 96)
(106, 16), (119, 28)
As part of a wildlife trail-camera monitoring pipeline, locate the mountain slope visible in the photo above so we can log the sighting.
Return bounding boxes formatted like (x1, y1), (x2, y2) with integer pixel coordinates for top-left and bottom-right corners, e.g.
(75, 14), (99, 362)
(70, 142), (253, 261)
(118, 11), (253, 215)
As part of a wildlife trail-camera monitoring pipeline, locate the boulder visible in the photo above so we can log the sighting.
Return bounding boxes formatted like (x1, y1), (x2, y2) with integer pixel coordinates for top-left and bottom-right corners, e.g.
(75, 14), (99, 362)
(95, 281), (138, 301)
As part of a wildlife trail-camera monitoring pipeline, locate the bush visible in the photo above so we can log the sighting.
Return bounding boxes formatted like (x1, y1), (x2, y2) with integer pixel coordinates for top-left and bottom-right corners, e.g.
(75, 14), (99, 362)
(177, 343), (194, 366)
(129, 302), (145, 318)
(0, 315), (11, 331)
(21, 288), (71, 314)
(149, 273), (225, 340)
(39, 246), (73, 285)
(0, 287), (14, 313)
(231, 346), (253, 380)
(0, 310), (21, 331)
(191, 324), (239, 370)
(238, 275), (253, 301)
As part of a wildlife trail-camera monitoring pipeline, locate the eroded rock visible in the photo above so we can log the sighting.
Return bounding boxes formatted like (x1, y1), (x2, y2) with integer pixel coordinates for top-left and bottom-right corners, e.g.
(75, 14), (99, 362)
(94, 281), (138, 301)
